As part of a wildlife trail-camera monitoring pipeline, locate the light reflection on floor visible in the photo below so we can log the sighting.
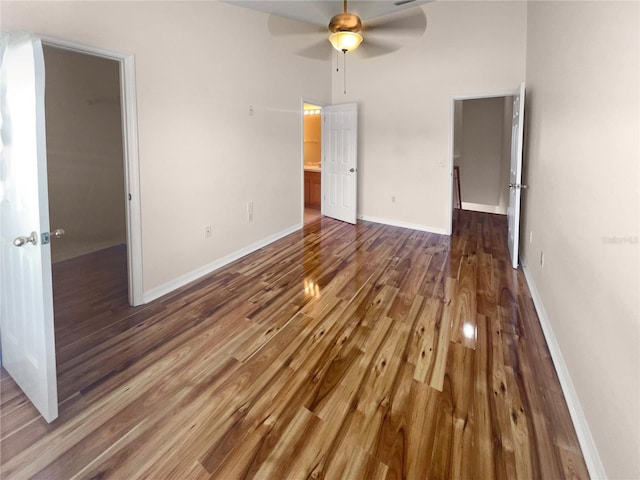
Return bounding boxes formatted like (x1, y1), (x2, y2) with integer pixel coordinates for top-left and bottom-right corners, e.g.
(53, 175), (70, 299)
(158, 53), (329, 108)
(303, 278), (321, 298)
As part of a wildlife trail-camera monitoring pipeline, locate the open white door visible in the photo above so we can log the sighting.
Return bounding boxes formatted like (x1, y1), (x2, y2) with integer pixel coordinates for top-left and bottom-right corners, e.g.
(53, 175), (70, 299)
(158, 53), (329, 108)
(507, 82), (526, 269)
(0, 33), (59, 422)
(321, 103), (358, 224)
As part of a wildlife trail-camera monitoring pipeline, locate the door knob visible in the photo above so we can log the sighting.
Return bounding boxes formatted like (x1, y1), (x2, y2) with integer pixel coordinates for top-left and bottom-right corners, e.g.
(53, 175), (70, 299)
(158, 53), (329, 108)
(52, 229), (65, 239)
(41, 228), (66, 245)
(13, 231), (38, 247)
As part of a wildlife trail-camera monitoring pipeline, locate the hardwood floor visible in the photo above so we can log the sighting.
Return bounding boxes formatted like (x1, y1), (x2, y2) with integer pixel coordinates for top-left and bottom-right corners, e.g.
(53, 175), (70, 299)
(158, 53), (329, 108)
(0, 211), (589, 479)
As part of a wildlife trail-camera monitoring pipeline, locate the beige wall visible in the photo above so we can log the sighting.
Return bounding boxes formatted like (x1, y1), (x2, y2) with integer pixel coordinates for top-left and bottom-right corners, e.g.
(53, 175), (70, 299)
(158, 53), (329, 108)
(2, 1), (331, 292)
(332, 1), (527, 231)
(455, 97), (511, 215)
(523, 2), (639, 478)
(43, 46), (126, 263)
(303, 114), (321, 167)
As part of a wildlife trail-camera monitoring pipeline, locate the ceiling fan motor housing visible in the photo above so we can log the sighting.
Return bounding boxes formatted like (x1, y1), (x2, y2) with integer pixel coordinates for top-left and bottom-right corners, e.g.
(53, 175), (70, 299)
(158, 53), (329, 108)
(328, 13), (363, 33)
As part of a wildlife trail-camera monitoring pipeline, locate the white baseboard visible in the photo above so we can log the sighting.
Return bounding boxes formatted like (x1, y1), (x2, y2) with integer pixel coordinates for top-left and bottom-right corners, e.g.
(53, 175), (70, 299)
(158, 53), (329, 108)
(521, 264), (606, 480)
(461, 202), (507, 215)
(143, 223), (302, 303)
(358, 214), (447, 235)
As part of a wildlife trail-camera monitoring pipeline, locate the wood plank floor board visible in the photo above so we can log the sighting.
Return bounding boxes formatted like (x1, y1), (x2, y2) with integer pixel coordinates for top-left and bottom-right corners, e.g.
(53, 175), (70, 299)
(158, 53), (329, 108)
(0, 211), (589, 479)
(472, 313), (498, 480)
(446, 342), (475, 480)
(488, 313), (521, 480)
(410, 297), (440, 383)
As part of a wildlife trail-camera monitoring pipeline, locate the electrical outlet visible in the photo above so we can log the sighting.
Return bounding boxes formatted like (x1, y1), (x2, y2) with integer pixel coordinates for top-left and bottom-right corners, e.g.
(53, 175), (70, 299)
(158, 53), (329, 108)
(205, 225), (212, 238)
(540, 251), (545, 268)
(248, 105), (254, 116)
(247, 201), (253, 222)
(530, 230), (533, 243)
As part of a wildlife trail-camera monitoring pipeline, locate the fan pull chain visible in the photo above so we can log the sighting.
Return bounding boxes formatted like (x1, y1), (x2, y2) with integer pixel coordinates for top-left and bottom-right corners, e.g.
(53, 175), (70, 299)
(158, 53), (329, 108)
(336, 50), (339, 72)
(343, 51), (347, 94)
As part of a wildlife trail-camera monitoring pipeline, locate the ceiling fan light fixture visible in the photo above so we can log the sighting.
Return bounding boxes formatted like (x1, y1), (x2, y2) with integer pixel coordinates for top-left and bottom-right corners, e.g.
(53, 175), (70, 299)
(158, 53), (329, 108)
(329, 31), (363, 52)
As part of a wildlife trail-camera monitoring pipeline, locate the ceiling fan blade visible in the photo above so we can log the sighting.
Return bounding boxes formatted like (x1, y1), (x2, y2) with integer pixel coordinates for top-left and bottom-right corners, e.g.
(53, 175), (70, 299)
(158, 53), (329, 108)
(295, 39), (333, 61)
(354, 38), (401, 59)
(364, 7), (427, 37)
(267, 13), (327, 37)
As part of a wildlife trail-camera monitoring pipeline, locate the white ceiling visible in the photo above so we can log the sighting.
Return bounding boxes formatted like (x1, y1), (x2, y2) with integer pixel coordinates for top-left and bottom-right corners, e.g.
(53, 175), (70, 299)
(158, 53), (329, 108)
(226, 0), (431, 26)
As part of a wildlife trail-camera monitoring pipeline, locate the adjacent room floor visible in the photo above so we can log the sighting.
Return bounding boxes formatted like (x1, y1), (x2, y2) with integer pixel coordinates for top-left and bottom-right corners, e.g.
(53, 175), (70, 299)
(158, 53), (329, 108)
(0, 210), (588, 479)
(304, 206), (322, 224)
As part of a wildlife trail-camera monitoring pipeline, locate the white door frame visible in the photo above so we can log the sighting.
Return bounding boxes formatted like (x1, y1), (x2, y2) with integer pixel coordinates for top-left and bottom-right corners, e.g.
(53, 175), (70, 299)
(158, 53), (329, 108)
(446, 89), (520, 236)
(300, 97), (327, 226)
(40, 35), (143, 306)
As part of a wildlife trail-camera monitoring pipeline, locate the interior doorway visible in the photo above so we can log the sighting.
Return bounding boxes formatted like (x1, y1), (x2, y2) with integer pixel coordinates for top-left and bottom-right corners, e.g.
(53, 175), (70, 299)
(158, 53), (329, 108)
(447, 82), (527, 268)
(303, 102), (322, 224)
(451, 95), (514, 217)
(41, 37), (143, 306)
(43, 45), (127, 266)
(449, 92), (517, 233)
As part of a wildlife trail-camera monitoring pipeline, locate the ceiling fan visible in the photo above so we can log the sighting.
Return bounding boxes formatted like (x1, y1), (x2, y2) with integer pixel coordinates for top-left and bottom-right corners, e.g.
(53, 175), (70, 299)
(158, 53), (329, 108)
(266, 0), (429, 60)
(328, 1), (366, 52)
